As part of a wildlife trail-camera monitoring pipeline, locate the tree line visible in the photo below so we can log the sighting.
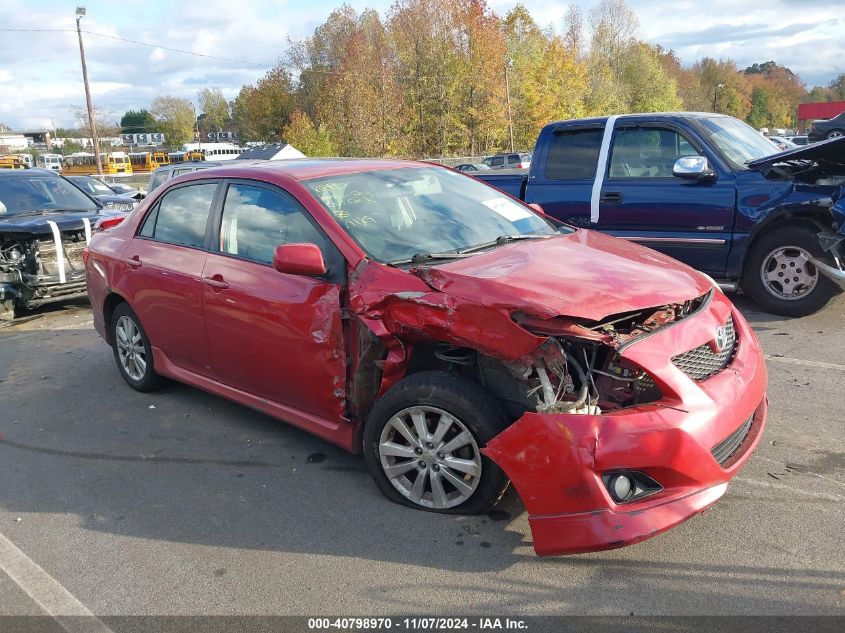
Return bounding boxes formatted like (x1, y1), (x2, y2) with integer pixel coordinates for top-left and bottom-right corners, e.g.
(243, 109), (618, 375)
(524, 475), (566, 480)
(98, 0), (843, 157)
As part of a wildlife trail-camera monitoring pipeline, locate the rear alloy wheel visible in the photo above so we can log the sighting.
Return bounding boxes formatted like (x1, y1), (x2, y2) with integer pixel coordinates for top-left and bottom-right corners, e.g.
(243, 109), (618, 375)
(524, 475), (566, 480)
(363, 371), (509, 514)
(743, 225), (840, 317)
(110, 303), (162, 392)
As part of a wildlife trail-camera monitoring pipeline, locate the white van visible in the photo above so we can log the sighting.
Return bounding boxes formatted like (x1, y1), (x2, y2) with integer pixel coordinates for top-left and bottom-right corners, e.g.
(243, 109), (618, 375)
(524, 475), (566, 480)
(36, 153), (63, 172)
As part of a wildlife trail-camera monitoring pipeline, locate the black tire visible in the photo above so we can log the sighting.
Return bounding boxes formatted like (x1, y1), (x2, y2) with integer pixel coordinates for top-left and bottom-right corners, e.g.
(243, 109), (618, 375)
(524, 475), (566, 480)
(826, 129), (843, 140)
(363, 371), (509, 515)
(110, 302), (162, 392)
(742, 225), (840, 317)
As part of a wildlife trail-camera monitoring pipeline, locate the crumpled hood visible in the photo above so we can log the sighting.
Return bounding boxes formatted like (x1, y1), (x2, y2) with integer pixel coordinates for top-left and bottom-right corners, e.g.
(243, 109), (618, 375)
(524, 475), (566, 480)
(413, 230), (712, 321)
(747, 135), (845, 172)
(0, 210), (106, 236)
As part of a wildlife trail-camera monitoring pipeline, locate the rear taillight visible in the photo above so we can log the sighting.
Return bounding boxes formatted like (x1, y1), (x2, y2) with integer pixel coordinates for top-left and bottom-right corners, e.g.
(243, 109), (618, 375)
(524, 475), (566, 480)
(95, 216), (125, 232)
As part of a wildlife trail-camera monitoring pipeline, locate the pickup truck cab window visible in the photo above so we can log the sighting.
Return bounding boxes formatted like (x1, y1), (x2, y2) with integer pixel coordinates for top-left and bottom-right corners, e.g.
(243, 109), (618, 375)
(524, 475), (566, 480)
(609, 127), (702, 178)
(219, 183), (327, 265)
(140, 182), (217, 248)
(545, 128), (603, 180)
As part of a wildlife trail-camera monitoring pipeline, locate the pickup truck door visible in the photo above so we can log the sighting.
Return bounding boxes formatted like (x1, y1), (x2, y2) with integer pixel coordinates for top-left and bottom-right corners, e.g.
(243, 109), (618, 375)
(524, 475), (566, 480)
(597, 123), (736, 276)
(526, 125), (603, 228)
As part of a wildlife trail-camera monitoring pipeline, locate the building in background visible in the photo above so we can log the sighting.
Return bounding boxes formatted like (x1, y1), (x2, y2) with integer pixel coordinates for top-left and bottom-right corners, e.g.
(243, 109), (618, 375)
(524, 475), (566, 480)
(797, 101), (845, 132)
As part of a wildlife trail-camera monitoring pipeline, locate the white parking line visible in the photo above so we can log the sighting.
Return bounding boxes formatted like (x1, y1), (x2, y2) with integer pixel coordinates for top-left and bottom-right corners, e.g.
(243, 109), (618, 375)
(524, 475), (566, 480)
(0, 532), (112, 633)
(764, 355), (845, 371)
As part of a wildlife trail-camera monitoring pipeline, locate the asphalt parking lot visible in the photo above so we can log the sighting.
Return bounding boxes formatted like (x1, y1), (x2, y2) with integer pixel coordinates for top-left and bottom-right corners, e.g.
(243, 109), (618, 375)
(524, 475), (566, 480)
(0, 295), (843, 618)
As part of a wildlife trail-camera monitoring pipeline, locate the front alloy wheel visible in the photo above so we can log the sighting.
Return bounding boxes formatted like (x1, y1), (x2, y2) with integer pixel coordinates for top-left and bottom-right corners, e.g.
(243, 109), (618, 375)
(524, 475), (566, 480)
(363, 371), (509, 514)
(759, 245), (818, 301)
(743, 225), (840, 317)
(378, 405), (482, 510)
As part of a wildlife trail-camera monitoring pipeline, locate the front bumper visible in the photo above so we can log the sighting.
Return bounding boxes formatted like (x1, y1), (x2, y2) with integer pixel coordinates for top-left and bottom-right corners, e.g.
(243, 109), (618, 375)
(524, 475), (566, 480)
(483, 291), (768, 556)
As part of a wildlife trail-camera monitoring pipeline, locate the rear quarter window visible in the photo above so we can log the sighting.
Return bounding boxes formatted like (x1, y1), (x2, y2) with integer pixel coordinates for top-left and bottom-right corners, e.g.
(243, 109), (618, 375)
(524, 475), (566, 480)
(545, 128), (603, 180)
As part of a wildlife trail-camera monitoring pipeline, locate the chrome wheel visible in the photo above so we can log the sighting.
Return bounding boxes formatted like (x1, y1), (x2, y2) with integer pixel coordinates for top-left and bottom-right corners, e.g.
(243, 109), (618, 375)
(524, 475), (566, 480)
(827, 130), (843, 139)
(378, 405), (482, 510)
(115, 315), (147, 381)
(760, 245), (818, 301)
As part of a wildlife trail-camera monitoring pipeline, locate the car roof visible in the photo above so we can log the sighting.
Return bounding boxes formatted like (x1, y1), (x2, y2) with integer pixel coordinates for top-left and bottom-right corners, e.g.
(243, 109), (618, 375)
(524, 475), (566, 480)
(544, 111), (730, 130)
(168, 158), (433, 182)
(0, 167), (58, 178)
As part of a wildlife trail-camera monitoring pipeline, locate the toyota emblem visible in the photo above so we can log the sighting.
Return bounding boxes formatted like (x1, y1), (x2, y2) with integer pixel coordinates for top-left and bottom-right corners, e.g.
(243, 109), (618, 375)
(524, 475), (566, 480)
(714, 325), (729, 352)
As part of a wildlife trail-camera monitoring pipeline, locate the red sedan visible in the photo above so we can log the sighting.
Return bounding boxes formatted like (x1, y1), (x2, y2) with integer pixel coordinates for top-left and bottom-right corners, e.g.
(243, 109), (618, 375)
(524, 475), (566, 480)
(84, 159), (767, 555)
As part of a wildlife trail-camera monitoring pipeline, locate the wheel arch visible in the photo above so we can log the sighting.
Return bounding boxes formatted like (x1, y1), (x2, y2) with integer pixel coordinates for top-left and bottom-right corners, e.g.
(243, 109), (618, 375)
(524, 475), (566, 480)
(102, 291), (130, 345)
(740, 205), (832, 277)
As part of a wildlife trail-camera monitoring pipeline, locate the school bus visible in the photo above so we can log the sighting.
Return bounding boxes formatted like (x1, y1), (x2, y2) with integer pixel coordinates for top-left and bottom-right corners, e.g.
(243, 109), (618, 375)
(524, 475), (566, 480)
(0, 155), (28, 169)
(128, 151), (171, 173)
(62, 152), (133, 175)
(167, 150), (205, 164)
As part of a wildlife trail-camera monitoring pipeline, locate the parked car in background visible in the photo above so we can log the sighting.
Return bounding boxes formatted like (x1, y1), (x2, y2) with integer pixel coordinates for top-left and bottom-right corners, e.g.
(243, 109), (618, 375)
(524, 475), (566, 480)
(482, 152), (531, 170)
(106, 181), (145, 200)
(473, 113), (845, 317)
(146, 161), (228, 193)
(808, 111), (845, 142)
(768, 136), (797, 151)
(86, 159), (767, 556)
(65, 175), (138, 212)
(784, 135), (809, 146)
(454, 163), (490, 173)
(0, 168), (121, 322)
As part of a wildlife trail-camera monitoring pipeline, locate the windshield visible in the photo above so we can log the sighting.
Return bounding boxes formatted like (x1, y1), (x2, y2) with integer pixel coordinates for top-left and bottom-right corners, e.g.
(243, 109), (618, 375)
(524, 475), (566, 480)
(698, 117), (780, 168)
(304, 166), (557, 263)
(0, 175), (99, 215)
(71, 177), (114, 195)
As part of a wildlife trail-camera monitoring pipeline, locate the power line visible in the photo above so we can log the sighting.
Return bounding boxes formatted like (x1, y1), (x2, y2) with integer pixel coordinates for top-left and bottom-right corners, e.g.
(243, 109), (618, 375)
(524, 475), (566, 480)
(0, 28), (271, 67)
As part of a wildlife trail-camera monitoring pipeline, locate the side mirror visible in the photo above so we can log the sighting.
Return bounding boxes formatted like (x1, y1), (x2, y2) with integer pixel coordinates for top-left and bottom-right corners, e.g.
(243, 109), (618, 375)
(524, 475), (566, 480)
(273, 243), (327, 276)
(673, 156), (716, 180)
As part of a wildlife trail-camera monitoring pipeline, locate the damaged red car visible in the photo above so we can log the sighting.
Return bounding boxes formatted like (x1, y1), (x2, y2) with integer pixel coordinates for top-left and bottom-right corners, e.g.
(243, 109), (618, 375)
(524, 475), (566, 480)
(85, 160), (768, 555)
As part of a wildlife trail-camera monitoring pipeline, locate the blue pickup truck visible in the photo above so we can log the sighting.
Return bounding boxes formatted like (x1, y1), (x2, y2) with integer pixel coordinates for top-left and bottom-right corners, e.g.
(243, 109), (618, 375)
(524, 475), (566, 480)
(474, 112), (845, 317)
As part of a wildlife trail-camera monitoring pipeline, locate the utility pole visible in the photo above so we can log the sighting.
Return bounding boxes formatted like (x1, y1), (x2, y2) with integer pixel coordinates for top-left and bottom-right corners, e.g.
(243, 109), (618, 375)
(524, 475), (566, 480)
(75, 6), (103, 175)
(505, 59), (515, 153)
(713, 83), (725, 113)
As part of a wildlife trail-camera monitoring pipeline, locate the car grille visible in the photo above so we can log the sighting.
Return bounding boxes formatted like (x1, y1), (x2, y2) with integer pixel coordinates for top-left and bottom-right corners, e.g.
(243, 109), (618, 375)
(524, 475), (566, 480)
(672, 316), (736, 381)
(712, 414), (753, 466)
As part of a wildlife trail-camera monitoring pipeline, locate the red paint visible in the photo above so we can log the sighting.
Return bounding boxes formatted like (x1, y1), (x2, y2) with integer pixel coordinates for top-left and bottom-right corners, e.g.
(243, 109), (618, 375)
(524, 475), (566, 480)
(86, 160), (768, 555)
(273, 243), (327, 276)
(797, 101), (845, 121)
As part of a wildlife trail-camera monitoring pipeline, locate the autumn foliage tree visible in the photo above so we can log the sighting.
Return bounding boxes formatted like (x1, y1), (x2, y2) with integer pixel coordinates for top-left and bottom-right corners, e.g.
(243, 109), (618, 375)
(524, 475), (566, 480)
(221, 0), (830, 157)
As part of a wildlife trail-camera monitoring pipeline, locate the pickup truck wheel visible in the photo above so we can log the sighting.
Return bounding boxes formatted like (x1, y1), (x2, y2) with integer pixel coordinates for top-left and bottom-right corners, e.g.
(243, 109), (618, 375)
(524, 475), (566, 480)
(743, 226), (839, 317)
(363, 371), (509, 515)
(110, 303), (162, 392)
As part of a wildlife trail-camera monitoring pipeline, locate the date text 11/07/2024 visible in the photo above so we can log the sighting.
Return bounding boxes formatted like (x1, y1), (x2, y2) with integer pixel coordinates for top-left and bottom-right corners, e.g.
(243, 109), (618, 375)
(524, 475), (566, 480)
(307, 617), (528, 630)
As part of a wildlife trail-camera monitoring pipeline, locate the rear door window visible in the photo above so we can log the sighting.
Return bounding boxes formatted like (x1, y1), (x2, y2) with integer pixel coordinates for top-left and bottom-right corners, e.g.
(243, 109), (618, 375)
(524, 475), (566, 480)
(140, 183), (217, 248)
(544, 128), (603, 180)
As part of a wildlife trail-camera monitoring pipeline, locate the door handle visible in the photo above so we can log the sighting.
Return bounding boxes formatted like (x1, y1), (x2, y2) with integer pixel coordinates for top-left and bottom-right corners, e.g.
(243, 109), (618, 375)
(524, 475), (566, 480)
(600, 192), (623, 204)
(126, 255), (142, 269)
(202, 275), (229, 290)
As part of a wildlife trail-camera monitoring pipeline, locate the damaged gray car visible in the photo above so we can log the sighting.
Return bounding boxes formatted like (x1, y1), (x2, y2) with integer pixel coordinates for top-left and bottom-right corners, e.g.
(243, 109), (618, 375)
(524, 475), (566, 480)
(0, 168), (121, 322)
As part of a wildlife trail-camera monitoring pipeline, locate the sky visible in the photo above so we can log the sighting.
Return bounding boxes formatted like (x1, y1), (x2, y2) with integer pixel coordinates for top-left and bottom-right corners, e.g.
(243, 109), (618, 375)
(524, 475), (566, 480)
(0, 0), (842, 130)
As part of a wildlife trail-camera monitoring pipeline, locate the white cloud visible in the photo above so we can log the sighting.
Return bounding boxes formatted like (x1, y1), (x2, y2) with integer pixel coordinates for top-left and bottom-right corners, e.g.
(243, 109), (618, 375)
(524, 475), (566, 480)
(0, 0), (842, 130)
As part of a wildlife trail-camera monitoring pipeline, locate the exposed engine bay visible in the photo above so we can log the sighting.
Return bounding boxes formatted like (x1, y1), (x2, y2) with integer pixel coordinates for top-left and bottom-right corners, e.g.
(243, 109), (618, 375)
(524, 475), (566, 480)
(0, 229), (89, 322)
(408, 294), (712, 420)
